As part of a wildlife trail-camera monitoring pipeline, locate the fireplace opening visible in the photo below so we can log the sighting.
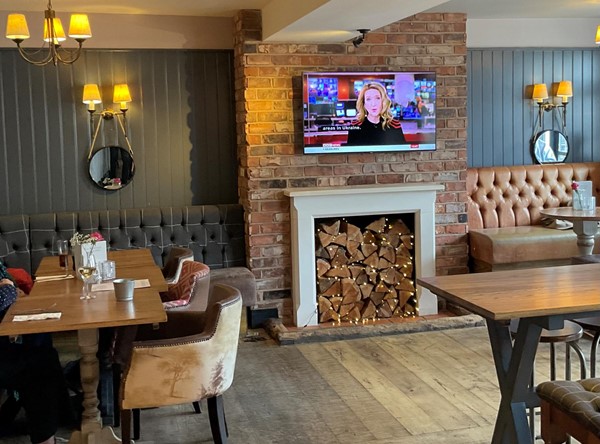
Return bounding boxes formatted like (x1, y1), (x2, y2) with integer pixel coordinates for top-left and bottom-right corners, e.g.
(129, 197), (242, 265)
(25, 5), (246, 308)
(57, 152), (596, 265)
(315, 213), (417, 324)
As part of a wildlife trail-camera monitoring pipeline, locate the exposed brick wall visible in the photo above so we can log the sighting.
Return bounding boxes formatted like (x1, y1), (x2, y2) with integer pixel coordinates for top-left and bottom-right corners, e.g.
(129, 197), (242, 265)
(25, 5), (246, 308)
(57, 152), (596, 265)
(233, 10), (469, 323)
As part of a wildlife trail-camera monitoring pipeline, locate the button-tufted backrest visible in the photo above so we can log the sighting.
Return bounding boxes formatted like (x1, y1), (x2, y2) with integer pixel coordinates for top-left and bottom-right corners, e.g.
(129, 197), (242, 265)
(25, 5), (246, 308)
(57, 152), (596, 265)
(1, 204), (246, 274)
(467, 162), (600, 229)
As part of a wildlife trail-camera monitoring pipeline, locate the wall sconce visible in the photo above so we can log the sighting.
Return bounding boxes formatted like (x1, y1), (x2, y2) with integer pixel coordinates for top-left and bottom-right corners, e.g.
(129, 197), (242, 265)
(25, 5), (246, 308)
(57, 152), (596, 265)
(596, 25), (600, 45)
(82, 83), (133, 160)
(532, 80), (572, 133)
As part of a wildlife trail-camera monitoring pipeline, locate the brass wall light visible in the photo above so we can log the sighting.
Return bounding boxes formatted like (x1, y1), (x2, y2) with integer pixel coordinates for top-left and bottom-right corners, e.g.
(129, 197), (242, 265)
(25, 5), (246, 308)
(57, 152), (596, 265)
(82, 83), (133, 160)
(532, 81), (572, 133)
(5, 0), (91, 66)
(596, 25), (600, 45)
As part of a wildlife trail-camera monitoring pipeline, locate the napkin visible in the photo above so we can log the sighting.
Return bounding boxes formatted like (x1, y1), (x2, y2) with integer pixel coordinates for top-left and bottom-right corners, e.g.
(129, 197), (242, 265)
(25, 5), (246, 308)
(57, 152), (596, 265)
(91, 279), (151, 292)
(13, 312), (62, 322)
(36, 274), (74, 282)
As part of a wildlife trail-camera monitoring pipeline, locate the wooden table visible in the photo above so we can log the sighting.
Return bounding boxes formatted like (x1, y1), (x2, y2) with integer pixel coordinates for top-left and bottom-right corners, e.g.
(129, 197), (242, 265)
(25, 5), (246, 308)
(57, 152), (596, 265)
(0, 249), (167, 444)
(418, 264), (600, 444)
(540, 207), (600, 255)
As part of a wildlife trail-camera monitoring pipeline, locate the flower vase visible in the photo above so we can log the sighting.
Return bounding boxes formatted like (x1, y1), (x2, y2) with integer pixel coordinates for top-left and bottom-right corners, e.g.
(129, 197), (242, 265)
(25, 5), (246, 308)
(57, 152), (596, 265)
(73, 241), (107, 279)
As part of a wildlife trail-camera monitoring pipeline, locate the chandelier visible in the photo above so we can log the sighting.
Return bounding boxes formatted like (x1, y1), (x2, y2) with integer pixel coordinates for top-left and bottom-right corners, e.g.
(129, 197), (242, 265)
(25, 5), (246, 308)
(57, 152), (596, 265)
(5, 0), (91, 66)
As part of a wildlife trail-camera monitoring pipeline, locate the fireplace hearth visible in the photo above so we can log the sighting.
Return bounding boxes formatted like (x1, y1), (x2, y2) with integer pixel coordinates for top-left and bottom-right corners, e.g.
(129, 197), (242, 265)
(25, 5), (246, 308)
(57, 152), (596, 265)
(285, 183), (443, 327)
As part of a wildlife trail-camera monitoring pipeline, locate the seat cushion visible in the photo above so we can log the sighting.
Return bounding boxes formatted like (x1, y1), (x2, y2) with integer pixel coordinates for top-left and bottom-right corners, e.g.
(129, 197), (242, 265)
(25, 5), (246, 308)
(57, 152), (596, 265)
(469, 226), (600, 265)
(210, 267), (256, 307)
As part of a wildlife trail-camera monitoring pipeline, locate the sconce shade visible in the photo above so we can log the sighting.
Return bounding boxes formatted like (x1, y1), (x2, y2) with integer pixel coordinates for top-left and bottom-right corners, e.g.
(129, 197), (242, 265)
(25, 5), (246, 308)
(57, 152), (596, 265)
(83, 84), (102, 104)
(556, 81), (573, 99)
(532, 84), (549, 102)
(6, 14), (30, 40)
(68, 14), (91, 40)
(43, 18), (66, 44)
(596, 25), (600, 45)
(113, 84), (132, 110)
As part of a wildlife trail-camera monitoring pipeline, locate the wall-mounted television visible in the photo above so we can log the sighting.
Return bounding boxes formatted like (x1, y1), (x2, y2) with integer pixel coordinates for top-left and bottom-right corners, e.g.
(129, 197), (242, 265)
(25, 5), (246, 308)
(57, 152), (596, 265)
(303, 71), (436, 154)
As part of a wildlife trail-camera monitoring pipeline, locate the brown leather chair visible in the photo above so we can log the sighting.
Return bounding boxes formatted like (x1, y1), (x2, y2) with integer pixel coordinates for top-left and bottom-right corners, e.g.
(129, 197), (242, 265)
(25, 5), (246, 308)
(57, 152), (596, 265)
(160, 260), (211, 311)
(119, 284), (242, 444)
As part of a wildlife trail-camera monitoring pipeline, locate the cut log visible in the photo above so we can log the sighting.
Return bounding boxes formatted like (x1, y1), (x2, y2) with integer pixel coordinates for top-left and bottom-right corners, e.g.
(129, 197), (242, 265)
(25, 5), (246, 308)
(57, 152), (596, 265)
(381, 268), (402, 285)
(363, 231), (377, 245)
(355, 272), (369, 285)
(398, 290), (413, 308)
(379, 245), (395, 263)
(339, 303), (353, 318)
(341, 278), (361, 302)
(366, 217), (386, 233)
(342, 221), (363, 243)
(384, 287), (398, 300)
(330, 296), (343, 311)
(346, 240), (361, 256)
(397, 279), (415, 292)
(401, 234), (414, 249)
(318, 277), (337, 293)
(359, 282), (374, 299)
(322, 280), (341, 296)
(389, 219), (410, 235)
(331, 247), (348, 268)
(378, 257), (393, 269)
(318, 296), (332, 314)
(375, 281), (389, 293)
(348, 249), (365, 263)
(364, 252), (379, 269)
(325, 266), (351, 278)
(332, 232), (347, 247)
(315, 245), (330, 259)
(346, 305), (362, 322)
(361, 242), (377, 257)
(321, 220), (340, 236)
(361, 300), (377, 319)
(370, 292), (385, 306)
(387, 233), (401, 248)
(320, 308), (336, 323)
(318, 231), (335, 248)
(366, 268), (378, 283)
(348, 265), (365, 279)
(378, 301), (393, 318)
(316, 258), (331, 277)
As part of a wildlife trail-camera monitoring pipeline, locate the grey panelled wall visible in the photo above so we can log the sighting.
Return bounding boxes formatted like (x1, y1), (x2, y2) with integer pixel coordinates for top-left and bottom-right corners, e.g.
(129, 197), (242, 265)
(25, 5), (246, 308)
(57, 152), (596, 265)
(468, 48), (600, 167)
(0, 49), (237, 216)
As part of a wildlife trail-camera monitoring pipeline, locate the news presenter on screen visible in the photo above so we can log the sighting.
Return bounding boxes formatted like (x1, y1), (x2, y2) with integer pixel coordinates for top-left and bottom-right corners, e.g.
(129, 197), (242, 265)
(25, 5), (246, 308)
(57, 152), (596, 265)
(346, 82), (406, 146)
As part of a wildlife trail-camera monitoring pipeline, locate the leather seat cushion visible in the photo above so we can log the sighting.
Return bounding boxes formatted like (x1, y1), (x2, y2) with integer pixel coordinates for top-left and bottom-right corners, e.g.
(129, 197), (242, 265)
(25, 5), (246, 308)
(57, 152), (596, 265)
(469, 226), (600, 265)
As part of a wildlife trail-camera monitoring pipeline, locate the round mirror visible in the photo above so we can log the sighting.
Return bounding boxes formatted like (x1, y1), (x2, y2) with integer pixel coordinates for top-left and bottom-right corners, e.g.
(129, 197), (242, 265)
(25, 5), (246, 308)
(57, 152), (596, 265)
(533, 129), (569, 164)
(88, 146), (135, 190)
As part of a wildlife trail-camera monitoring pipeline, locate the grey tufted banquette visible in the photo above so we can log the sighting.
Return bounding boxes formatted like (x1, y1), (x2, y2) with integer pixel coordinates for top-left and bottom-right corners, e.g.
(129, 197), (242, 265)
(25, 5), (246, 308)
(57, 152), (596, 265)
(0, 205), (256, 306)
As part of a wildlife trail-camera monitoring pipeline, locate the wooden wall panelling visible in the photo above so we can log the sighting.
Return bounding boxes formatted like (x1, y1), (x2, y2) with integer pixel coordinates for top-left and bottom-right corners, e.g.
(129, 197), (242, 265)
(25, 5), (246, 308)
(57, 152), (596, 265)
(467, 48), (600, 167)
(0, 48), (237, 216)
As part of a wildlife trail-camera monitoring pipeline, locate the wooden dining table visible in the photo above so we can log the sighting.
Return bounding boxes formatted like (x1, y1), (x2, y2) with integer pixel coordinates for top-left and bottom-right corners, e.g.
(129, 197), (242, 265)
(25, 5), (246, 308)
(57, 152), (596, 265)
(540, 206), (600, 255)
(0, 249), (167, 444)
(418, 263), (600, 444)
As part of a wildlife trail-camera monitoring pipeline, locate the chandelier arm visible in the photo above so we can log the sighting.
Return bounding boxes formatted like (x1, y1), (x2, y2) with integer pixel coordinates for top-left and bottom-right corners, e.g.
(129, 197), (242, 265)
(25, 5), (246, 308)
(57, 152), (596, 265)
(16, 43), (55, 67)
(117, 114), (134, 155)
(54, 43), (85, 65)
(88, 115), (103, 161)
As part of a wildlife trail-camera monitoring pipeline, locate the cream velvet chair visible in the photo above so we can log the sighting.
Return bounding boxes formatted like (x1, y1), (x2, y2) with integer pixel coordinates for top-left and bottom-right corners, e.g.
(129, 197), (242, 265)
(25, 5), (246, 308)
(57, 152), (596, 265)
(119, 284), (242, 444)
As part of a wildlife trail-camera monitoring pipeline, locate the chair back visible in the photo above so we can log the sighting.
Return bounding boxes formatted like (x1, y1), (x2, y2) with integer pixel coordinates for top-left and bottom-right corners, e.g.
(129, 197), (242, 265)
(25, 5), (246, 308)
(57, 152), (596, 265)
(161, 246), (194, 285)
(161, 261), (210, 310)
(121, 284), (242, 410)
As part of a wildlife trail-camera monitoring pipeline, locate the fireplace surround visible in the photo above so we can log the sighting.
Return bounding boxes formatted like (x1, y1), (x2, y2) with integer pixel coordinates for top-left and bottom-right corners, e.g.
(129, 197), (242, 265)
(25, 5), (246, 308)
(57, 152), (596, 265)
(285, 183), (443, 327)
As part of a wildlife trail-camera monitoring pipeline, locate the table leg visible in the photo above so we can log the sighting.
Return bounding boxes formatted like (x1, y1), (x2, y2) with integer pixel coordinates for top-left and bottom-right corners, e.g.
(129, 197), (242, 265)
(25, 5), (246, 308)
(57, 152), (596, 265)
(487, 319), (542, 444)
(572, 220), (598, 256)
(69, 328), (121, 444)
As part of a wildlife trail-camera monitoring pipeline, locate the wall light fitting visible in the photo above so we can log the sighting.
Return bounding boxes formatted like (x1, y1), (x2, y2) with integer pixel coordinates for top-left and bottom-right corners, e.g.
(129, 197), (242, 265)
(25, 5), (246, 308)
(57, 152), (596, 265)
(596, 25), (600, 45)
(352, 29), (370, 48)
(532, 80), (572, 134)
(82, 83), (133, 159)
(5, 0), (91, 66)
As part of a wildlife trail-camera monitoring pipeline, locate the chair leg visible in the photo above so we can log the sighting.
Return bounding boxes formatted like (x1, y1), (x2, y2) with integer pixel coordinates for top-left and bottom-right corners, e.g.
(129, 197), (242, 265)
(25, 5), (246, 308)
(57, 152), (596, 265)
(133, 408), (141, 441)
(568, 341), (588, 379)
(591, 331), (600, 378)
(208, 395), (228, 444)
(120, 408), (132, 444)
(193, 401), (202, 414)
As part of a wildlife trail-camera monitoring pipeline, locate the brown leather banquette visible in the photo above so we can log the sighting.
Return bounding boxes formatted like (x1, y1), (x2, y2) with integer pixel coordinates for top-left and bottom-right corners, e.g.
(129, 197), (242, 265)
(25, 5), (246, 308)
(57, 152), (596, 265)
(467, 162), (600, 271)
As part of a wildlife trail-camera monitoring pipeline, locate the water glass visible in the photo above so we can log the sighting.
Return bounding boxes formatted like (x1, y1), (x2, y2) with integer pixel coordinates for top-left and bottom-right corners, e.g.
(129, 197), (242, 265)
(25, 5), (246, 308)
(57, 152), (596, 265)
(57, 239), (69, 271)
(100, 260), (116, 281)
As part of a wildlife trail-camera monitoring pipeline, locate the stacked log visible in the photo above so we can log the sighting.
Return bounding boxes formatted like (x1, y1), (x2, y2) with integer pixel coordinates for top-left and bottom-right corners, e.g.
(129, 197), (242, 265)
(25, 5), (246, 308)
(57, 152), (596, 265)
(316, 217), (417, 323)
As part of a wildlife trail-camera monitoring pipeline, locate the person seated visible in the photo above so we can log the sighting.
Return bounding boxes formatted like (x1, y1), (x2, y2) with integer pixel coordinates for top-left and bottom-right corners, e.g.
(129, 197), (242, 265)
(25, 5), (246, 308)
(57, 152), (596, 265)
(0, 261), (70, 444)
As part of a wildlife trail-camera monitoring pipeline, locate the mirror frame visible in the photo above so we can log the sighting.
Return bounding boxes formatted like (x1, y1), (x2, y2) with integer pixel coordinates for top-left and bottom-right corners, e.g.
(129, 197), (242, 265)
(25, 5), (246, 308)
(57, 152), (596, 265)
(532, 129), (569, 164)
(88, 145), (135, 190)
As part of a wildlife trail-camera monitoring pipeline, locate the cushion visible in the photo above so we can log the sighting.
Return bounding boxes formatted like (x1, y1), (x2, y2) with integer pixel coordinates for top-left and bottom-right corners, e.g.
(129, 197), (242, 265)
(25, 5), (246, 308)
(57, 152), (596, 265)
(160, 261), (210, 309)
(7, 267), (34, 294)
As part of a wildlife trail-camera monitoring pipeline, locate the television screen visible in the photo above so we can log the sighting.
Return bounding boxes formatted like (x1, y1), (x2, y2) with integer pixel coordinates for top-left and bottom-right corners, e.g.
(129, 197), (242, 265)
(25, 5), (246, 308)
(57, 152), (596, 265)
(303, 71), (436, 154)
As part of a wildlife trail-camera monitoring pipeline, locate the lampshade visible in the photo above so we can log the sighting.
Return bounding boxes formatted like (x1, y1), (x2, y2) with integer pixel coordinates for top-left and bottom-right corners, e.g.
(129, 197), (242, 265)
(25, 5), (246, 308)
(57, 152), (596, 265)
(68, 14), (91, 40)
(43, 17), (66, 44)
(83, 84), (102, 104)
(556, 81), (573, 99)
(532, 84), (549, 102)
(113, 84), (132, 110)
(6, 14), (31, 40)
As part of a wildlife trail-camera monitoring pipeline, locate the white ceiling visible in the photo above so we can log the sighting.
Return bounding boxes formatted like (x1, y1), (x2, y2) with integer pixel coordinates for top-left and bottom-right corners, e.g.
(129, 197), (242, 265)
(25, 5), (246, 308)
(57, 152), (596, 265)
(1, 0), (599, 42)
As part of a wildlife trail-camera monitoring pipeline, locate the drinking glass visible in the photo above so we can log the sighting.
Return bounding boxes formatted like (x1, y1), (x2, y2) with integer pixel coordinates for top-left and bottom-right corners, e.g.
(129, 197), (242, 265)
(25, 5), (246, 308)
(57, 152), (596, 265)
(78, 253), (97, 300)
(57, 239), (69, 272)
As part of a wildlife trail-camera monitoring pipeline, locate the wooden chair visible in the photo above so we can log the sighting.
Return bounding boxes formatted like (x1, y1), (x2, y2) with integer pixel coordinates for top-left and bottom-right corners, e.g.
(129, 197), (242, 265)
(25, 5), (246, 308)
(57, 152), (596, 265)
(537, 379), (600, 444)
(119, 284), (242, 444)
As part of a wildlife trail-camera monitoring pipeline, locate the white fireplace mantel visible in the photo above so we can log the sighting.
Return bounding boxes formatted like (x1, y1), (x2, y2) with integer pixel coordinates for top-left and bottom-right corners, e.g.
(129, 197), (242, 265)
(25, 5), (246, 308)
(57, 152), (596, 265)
(284, 183), (444, 327)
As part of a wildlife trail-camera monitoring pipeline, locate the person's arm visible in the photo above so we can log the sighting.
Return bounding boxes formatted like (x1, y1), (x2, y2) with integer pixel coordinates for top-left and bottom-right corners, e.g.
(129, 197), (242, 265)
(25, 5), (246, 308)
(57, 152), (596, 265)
(0, 279), (17, 314)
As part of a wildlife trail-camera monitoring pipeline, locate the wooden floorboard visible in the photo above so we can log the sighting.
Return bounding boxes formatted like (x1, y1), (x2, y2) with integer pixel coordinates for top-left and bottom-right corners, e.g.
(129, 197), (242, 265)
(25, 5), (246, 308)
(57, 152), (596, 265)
(0, 326), (591, 443)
